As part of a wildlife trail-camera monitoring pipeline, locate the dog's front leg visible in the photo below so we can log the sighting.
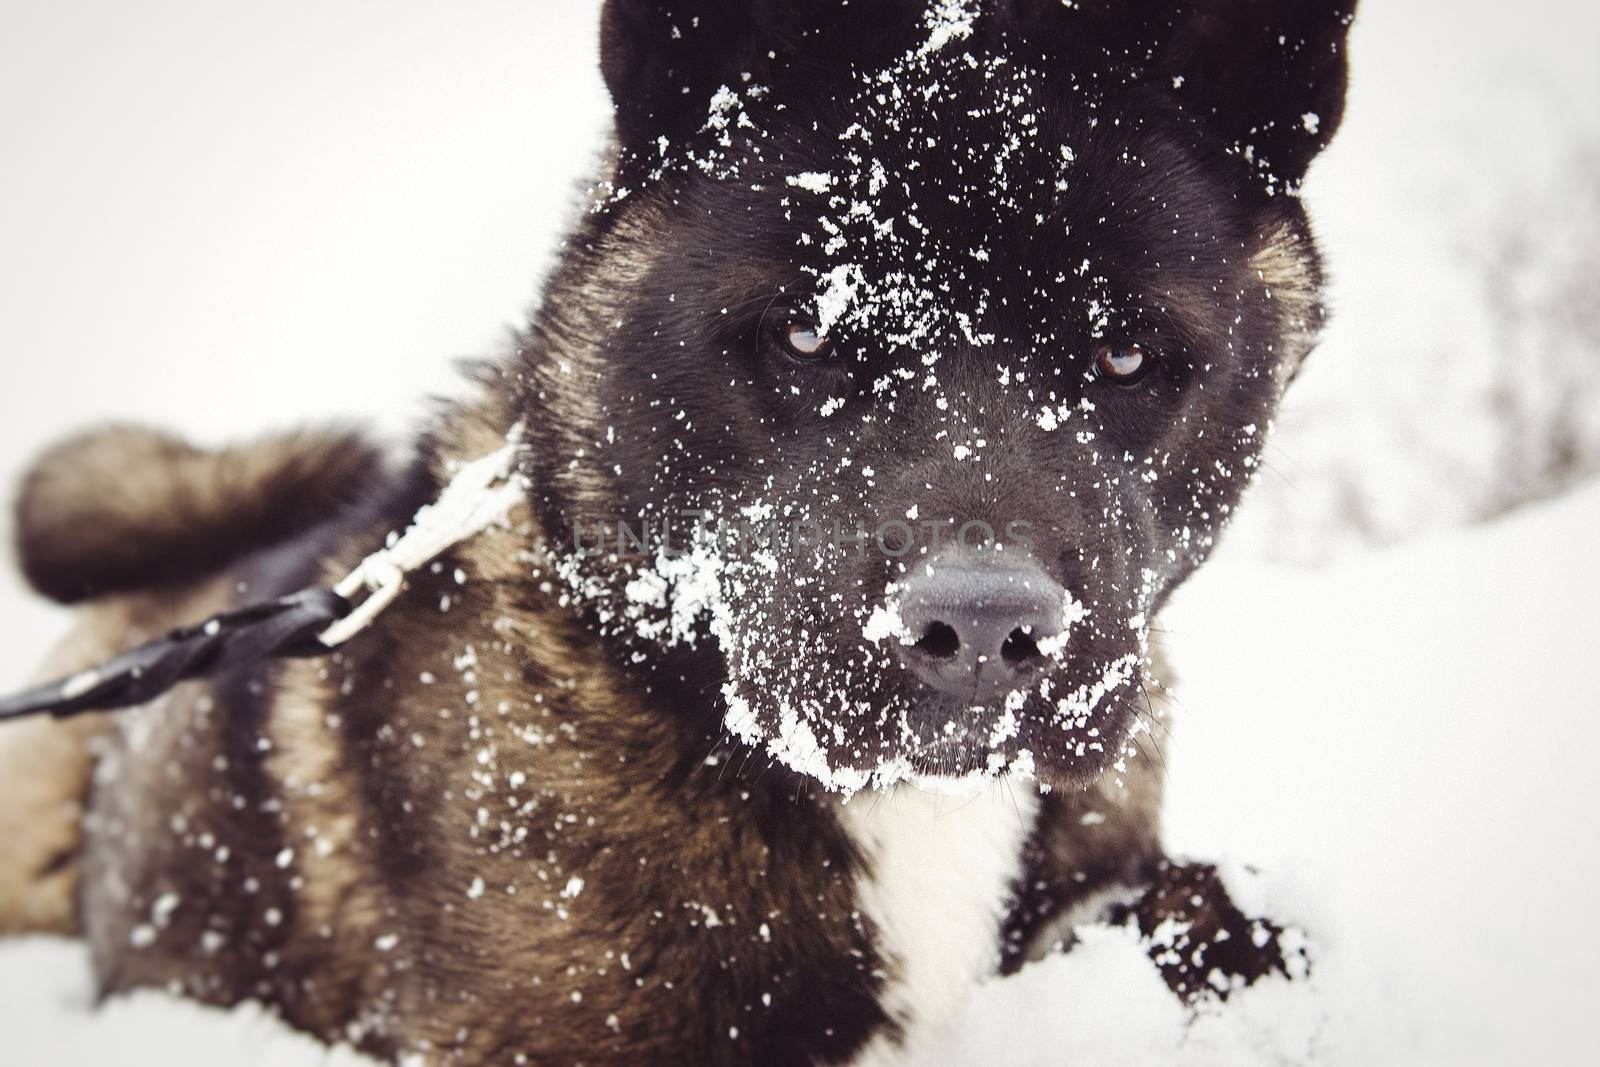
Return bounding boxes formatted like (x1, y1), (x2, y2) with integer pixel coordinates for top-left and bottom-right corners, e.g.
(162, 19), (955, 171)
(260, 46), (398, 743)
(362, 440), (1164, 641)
(1002, 770), (1308, 1003)
(1000, 753), (1166, 973)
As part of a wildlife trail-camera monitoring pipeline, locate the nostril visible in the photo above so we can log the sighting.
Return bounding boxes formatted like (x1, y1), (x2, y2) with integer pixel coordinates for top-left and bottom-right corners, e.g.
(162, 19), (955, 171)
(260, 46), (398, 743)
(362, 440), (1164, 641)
(1000, 627), (1043, 667)
(914, 622), (960, 659)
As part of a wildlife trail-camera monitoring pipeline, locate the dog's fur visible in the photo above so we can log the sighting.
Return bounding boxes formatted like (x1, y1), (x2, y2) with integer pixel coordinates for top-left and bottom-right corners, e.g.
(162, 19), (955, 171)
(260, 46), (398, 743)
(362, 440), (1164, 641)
(1, 2), (1354, 1064)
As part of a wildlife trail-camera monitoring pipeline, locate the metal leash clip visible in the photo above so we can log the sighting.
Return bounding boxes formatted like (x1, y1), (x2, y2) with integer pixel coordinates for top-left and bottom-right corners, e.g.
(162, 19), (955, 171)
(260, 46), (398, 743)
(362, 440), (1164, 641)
(319, 427), (527, 647)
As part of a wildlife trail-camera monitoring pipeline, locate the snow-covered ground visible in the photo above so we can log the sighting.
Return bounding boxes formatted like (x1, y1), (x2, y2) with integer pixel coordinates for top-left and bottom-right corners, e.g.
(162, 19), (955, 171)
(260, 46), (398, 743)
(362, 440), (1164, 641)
(2, 1), (1597, 1064)
(0, 937), (376, 1067)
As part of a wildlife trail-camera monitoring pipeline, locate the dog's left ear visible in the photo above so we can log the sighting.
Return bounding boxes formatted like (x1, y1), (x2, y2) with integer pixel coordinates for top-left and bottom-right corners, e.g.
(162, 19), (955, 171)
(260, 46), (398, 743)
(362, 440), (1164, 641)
(1156, 0), (1358, 190)
(599, 1), (919, 154)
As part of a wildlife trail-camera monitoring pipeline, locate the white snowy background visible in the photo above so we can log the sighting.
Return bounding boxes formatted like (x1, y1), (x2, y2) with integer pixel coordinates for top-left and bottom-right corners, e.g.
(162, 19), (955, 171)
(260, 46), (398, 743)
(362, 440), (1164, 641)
(2, 1), (1597, 1063)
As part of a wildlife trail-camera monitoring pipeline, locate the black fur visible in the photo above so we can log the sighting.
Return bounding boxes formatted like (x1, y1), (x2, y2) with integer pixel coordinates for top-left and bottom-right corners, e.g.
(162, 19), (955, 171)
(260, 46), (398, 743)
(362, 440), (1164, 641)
(533, 0), (1353, 791)
(598, 1), (1353, 190)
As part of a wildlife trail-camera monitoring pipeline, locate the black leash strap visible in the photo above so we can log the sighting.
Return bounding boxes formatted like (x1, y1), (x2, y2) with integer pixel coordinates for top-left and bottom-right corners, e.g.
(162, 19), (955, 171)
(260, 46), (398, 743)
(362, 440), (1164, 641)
(0, 589), (351, 723)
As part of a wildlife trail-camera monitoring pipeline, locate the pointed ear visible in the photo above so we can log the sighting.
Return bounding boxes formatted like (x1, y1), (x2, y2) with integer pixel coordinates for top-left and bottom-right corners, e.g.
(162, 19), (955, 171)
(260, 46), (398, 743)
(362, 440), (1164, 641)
(599, 1), (921, 154)
(1158, 1), (1358, 190)
(599, 1), (761, 150)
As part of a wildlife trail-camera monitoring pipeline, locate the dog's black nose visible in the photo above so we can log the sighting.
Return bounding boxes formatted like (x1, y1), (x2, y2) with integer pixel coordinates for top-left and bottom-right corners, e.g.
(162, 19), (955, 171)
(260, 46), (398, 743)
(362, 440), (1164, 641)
(894, 553), (1069, 702)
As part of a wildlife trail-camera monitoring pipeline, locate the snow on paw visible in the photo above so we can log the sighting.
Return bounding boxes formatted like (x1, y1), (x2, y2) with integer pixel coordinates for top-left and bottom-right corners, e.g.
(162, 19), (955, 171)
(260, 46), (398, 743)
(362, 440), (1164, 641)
(1119, 860), (1310, 1005)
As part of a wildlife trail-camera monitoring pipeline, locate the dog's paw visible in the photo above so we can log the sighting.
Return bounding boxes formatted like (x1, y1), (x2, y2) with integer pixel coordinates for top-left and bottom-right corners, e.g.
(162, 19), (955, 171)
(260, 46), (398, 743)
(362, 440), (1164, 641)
(1119, 861), (1310, 1005)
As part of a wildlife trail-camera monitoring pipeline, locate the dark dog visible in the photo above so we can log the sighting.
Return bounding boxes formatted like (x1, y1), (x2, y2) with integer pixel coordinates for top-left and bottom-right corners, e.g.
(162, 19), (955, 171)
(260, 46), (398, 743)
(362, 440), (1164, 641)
(1, 2), (1354, 1063)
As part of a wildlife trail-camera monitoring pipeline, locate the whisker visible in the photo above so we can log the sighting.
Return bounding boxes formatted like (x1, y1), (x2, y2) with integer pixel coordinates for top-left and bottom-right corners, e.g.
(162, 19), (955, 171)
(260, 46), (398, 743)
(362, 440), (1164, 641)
(1129, 729), (1170, 786)
(999, 774), (1032, 835)
(1134, 683), (1173, 780)
(1146, 675), (1195, 719)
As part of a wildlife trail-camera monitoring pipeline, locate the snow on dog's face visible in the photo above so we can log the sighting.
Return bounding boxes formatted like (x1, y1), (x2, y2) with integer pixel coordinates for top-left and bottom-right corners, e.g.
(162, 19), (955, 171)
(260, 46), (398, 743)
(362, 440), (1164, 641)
(528, 0), (1353, 793)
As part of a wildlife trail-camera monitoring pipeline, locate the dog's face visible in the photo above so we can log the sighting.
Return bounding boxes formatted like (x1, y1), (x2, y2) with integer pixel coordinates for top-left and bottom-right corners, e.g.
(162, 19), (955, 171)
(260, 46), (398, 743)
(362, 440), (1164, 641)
(527, 0), (1353, 793)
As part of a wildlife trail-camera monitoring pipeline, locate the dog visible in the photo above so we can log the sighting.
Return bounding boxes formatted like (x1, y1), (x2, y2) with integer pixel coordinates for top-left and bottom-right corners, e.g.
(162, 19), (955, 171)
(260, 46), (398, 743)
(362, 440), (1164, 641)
(0, 2), (1355, 1063)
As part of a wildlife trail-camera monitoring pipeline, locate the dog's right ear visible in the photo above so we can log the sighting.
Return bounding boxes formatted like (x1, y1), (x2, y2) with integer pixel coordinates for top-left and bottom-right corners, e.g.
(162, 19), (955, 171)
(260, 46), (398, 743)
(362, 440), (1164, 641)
(599, 1), (761, 151)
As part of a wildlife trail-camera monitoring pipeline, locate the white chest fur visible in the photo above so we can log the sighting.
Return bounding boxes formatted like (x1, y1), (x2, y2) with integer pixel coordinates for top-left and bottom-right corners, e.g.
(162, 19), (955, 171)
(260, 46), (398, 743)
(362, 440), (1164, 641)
(838, 784), (1040, 1066)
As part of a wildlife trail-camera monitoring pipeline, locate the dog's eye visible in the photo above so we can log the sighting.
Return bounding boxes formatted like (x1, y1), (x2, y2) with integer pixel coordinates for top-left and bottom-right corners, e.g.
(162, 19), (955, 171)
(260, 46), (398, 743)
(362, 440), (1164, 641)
(782, 322), (836, 362)
(1094, 343), (1152, 384)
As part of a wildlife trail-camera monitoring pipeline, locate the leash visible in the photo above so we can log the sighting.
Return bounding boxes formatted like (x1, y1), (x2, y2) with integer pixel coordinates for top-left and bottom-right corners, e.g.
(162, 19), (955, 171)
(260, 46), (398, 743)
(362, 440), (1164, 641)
(0, 432), (526, 724)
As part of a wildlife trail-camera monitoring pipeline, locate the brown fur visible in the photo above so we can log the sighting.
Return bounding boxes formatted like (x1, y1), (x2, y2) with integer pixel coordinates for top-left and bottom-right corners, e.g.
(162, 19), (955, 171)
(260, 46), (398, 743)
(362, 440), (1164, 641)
(60, 397), (894, 1065)
(0, 423), (388, 939)
(0, 575), (235, 936)
(15, 425), (388, 604)
(0, 711), (105, 936)
(1250, 220), (1327, 382)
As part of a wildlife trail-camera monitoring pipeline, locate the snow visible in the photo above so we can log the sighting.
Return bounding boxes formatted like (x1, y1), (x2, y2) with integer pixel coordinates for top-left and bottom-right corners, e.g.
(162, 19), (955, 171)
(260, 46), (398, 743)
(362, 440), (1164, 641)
(814, 263), (864, 337)
(0, 938), (376, 1067)
(786, 171), (837, 195)
(920, 0), (979, 55)
(3, 0), (1599, 1063)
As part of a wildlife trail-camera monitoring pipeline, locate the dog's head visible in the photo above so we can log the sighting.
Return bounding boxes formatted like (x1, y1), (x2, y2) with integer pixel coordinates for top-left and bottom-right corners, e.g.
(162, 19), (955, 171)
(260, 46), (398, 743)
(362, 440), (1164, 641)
(524, 0), (1354, 793)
